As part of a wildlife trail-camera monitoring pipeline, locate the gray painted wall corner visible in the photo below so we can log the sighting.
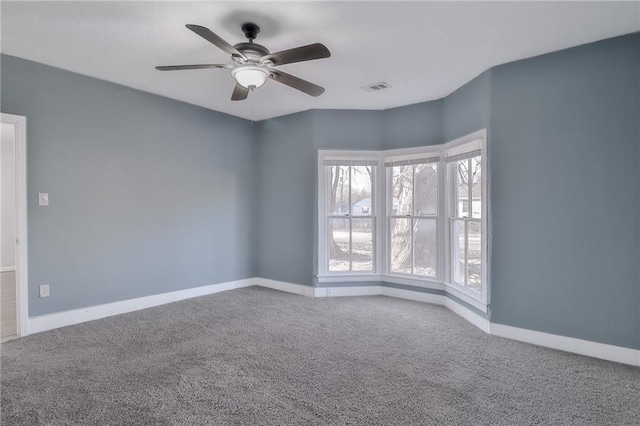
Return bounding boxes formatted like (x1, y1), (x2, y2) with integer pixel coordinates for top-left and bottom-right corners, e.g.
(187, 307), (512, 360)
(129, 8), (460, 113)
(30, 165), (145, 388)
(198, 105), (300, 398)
(443, 69), (492, 142)
(381, 100), (444, 149)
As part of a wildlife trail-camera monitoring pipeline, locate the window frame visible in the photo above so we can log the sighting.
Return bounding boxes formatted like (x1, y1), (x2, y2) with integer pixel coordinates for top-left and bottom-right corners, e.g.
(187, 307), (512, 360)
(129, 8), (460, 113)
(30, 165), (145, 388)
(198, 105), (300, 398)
(442, 133), (488, 305)
(317, 152), (381, 278)
(385, 157), (441, 280)
(326, 163), (376, 273)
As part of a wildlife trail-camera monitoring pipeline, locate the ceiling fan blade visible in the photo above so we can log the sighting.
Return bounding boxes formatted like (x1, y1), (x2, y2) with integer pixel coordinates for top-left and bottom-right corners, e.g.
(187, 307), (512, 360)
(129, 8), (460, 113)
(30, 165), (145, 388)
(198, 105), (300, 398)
(186, 24), (247, 60)
(269, 69), (325, 97)
(155, 64), (233, 71)
(231, 83), (250, 101)
(261, 43), (330, 66)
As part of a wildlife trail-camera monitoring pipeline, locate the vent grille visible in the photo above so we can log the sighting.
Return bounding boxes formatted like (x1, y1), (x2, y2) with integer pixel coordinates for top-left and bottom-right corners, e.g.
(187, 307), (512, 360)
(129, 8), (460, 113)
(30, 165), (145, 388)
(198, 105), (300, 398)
(361, 82), (391, 93)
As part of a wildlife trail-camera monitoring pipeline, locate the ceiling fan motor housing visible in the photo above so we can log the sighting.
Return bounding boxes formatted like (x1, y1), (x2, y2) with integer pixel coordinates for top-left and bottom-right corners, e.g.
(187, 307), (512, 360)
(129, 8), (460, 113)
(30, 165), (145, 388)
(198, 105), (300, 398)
(233, 42), (270, 60)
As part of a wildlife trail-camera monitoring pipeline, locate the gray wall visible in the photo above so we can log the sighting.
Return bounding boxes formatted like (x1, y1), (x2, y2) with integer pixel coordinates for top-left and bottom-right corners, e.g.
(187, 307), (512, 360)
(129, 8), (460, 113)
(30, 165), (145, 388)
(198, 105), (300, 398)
(443, 70), (492, 142)
(1, 55), (257, 316)
(255, 111), (315, 286)
(488, 34), (639, 349)
(312, 110), (385, 151)
(382, 101), (444, 150)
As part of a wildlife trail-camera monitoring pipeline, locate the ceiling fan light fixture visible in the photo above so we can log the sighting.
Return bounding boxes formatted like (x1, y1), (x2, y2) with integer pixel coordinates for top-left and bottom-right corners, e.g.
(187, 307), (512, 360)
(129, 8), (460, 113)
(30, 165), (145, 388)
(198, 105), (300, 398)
(231, 66), (269, 89)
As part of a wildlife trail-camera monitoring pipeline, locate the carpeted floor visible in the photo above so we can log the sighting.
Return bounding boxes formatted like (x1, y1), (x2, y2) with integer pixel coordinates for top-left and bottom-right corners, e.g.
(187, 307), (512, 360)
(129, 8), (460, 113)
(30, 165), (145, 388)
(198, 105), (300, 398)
(1, 287), (639, 425)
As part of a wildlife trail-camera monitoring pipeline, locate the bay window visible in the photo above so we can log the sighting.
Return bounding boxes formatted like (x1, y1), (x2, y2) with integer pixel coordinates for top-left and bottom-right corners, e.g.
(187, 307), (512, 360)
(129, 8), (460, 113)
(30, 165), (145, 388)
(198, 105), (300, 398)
(318, 130), (487, 308)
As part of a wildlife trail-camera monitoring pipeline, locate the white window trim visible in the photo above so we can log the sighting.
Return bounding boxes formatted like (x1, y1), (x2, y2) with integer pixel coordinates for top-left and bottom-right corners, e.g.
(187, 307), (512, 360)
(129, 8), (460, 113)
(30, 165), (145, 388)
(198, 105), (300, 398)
(317, 129), (488, 311)
(443, 131), (488, 305)
(317, 151), (381, 276)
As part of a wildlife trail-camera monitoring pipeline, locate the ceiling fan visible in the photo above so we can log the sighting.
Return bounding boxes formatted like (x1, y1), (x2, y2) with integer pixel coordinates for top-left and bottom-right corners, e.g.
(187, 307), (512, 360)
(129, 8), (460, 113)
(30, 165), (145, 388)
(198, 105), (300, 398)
(156, 23), (331, 101)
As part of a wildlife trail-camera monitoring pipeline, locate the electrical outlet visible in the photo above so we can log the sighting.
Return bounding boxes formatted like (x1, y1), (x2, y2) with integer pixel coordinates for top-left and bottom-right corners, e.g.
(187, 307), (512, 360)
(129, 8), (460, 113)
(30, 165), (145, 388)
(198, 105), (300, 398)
(39, 284), (50, 298)
(326, 289), (331, 297)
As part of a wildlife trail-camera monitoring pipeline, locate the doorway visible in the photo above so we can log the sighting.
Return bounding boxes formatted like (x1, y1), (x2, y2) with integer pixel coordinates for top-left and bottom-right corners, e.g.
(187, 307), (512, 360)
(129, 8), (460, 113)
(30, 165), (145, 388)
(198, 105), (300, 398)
(1, 122), (17, 338)
(1, 113), (28, 339)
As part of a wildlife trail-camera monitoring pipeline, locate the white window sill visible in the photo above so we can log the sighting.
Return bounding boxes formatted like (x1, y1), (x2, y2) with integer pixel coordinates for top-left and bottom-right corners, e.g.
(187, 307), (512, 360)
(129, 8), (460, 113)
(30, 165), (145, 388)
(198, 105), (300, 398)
(316, 274), (380, 283)
(379, 274), (444, 291)
(316, 273), (488, 313)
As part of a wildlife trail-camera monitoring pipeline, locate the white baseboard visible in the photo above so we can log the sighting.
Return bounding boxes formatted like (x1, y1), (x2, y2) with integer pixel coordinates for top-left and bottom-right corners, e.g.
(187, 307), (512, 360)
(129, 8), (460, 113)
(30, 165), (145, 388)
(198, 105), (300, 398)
(314, 286), (382, 297)
(1, 266), (16, 272)
(490, 323), (639, 367)
(28, 278), (255, 335)
(254, 278), (315, 297)
(444, 298), (491, 333)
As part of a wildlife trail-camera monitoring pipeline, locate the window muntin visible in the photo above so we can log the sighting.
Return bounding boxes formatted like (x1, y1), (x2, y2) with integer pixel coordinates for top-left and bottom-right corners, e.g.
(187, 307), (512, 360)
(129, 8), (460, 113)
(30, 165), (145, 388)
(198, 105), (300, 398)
(326, 164), (376, 273)
(387, 160), (438, 278)
(449, 154), (482, 292)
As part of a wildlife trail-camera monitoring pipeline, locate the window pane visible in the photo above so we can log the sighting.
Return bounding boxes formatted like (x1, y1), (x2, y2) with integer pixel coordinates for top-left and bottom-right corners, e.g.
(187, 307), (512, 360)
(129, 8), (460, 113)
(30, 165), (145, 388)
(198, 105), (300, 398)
(392, 165), (412, 216)
(390, 218), (412, 274)
(414, 219), (436, 277)
(328, 166), (350, 215)
(414, 163), (438, 216)
(351, 218), (373, 271)
(456, 160), (469, 218)
(470, 156), (482, 219)
(452, 220), (466, 284)
(328, 218), (350, 272)
(351, 166), (373, 216)
(467, 221), (482, 290)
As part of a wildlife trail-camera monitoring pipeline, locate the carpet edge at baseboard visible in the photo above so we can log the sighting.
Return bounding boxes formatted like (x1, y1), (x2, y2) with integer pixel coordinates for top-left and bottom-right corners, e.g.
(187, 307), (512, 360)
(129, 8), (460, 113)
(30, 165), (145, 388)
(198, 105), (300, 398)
(26, 277), (639, 367)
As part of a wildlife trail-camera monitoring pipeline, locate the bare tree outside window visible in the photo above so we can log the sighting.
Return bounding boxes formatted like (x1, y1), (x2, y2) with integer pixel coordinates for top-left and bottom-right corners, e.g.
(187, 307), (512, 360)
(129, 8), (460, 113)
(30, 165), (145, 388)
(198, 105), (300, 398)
(389, 162), (438, 277)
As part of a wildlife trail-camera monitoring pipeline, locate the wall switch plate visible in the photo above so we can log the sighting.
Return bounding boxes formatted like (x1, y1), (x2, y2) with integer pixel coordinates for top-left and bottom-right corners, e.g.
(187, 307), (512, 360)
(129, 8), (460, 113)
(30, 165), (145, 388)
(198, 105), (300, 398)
(39, 284), (50, 298)
(38, 193), (49, 206)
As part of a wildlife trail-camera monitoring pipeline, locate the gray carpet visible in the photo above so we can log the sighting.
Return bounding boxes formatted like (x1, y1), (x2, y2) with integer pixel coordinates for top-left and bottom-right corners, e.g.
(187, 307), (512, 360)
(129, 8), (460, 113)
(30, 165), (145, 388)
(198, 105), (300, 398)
(1, 287), (639, 425)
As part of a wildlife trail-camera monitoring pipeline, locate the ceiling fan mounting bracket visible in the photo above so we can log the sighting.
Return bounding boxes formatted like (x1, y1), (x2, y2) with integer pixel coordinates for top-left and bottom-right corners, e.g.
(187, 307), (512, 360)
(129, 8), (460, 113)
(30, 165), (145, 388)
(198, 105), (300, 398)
(241, 23), (261, 41)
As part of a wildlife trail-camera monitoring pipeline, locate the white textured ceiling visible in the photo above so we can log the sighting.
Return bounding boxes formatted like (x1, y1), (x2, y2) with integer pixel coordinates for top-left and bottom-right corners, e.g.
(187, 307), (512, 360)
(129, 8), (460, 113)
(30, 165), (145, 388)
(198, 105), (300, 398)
(1, 1), (638, 121)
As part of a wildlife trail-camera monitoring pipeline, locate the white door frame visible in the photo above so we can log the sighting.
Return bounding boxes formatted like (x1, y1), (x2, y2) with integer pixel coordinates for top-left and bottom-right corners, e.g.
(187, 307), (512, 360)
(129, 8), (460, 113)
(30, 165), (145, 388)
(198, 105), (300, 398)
(1, 113), (28, 337)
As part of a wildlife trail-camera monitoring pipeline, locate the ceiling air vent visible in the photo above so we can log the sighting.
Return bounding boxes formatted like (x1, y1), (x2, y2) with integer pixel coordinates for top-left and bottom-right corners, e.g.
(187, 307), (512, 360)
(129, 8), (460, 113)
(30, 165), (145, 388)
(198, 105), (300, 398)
(361, 82), (391, 93)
